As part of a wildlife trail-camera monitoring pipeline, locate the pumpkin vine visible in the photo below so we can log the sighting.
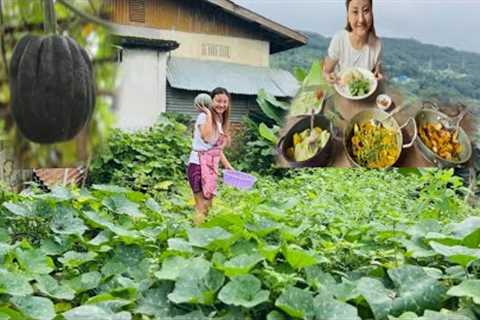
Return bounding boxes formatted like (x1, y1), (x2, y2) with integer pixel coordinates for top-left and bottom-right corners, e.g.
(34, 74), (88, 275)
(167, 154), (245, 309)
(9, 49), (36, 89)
(42, 0), (57, 34)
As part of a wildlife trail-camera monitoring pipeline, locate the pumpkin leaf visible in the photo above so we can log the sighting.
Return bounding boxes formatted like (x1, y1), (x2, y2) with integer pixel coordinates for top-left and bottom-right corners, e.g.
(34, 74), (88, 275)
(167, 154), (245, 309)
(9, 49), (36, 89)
(10, 296), (55, 320)
(218, 275), (269, 308)
(62, 272), (101, 293)
(186, 227), (232, 248)
(154, 256), (190, 281)
(429, 241), (480, 266)
(34, 274), (75, 301)
(388, 265), (447, 316)
(447, 279), (480, 304)
(59, 251), (98, 268)
(218, 253), (264, 277)
(275, 286), (315, 319)
(15, 248), (55, 274)
(63, 305), (131, 320)
(167, 257), (224, 305)
(283, 244), (319, 269)
(0, 269), (33, 296)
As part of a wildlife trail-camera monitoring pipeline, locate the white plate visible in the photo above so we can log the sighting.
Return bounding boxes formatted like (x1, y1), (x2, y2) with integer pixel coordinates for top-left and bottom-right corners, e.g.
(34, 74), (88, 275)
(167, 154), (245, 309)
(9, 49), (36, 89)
(334, 67), (378, 101)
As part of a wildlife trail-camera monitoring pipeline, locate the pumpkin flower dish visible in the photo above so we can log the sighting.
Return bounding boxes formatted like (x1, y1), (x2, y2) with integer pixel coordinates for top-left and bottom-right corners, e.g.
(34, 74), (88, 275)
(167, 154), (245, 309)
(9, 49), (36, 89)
(286, 127), (330, 162)
(350, 122), (399, 168)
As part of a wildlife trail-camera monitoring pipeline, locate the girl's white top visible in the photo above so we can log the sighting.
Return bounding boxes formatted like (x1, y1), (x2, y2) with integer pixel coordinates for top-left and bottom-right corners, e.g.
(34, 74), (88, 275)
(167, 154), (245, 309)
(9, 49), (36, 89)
(188, 112), (223, 165)
(328, 30), (382, 72)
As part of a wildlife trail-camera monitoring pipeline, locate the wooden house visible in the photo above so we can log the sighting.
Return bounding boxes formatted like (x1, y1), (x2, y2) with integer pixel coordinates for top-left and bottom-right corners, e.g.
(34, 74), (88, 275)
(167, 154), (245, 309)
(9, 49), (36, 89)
(103, 0), (307, 129)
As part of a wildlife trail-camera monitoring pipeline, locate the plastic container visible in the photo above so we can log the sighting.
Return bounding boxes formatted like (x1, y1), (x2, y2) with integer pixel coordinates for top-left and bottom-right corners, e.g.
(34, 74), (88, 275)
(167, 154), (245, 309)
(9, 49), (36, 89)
(223, 170), (256, 190)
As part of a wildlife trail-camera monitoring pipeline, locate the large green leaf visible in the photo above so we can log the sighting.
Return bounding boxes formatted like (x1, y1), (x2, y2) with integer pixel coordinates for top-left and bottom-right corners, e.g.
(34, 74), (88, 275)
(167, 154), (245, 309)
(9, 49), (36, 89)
(388, 265), (447, 316)
(34, 275), (75, 301)
(167, 238), (193, 253)
(429, 242), (480, 266)
(283, 245), (318, 270)
(0, 306), (25, 320)
(134, 283), (173, 317)
(102, 194), (144, 218)
(304, 265), (337, 291)
(388, 310), (473, 320)
(59, 251), (98, 268)
(447, 279), (480, 304)
(275, 286), (315, 319)
(259, 123), (277, 144)
(101, 245), (150, 282)
(62, 272), (101, 293)
(10, 296), (55, 320)
(356, 277), (394, 320)
(313, 292), (360, 320)
(155, 256), (190, 281)
(186, 227), (232, 248)
(218, 275), (269, 308)
(449, 217), (480, 247)
(63, 305), (131, 320)
(83, 211), (140, 241)
(50, 207), (88, 237)
(167, 257), (224, 305)
(219, 253), (264, 277)
(2, 202), (33, 217)
(15, 248), (54, 274)
(92, 185), (130, 193)
(0, 269), (33, 296)
(256, 89), (285, 124)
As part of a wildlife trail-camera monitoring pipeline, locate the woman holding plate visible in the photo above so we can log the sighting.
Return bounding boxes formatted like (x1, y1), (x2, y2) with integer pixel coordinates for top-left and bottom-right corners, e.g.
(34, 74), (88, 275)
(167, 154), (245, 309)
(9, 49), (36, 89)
(323, 0), (384, 84)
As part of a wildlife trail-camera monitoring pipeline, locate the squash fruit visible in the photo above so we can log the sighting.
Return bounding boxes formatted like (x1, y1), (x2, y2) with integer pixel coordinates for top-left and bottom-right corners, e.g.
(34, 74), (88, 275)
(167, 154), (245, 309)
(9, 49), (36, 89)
(9, 34), (96, 144)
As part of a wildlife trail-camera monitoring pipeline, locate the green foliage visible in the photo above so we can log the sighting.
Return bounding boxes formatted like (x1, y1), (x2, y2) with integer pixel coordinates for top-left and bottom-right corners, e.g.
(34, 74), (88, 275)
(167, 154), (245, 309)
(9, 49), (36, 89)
(0, 170), (478, 319)
(226, 116), (286, 178)
(88, 116), (191, 197)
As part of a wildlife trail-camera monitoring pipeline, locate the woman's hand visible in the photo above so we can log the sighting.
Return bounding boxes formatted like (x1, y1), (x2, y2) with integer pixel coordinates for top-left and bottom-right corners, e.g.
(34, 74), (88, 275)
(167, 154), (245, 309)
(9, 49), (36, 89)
(195, 103), (211, 115)
(374, 71), (384, 81)
(324, 72), (337, 85)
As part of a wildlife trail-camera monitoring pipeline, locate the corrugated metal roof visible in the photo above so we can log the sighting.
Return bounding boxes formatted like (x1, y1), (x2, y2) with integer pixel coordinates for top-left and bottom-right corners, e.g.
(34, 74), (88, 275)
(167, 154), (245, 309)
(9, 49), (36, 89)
(33, 167), (86, 191)
(167, 57), (299, 97)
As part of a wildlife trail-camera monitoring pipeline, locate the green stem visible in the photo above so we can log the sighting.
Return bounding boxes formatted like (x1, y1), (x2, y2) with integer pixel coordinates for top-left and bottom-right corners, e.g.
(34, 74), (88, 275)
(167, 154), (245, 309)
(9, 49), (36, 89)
(57, 0), (113, 30)
(43, 0), (57, 34)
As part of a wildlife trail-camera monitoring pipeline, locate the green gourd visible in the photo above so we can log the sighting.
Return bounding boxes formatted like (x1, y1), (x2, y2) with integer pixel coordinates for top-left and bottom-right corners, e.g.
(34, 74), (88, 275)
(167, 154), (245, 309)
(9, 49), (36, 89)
(9, 34), (95, 144)
(194, 93), (212, 109)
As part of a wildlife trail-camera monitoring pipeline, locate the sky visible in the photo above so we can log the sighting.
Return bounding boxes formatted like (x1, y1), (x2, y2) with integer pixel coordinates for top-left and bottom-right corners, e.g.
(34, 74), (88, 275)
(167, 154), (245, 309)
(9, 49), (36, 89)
(234, 0), (480, 54)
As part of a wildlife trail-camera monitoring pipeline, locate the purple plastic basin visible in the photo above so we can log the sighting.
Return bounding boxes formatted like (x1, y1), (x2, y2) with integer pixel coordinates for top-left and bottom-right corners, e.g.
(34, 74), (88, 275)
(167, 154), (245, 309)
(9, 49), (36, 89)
(223, 170), (256, 190)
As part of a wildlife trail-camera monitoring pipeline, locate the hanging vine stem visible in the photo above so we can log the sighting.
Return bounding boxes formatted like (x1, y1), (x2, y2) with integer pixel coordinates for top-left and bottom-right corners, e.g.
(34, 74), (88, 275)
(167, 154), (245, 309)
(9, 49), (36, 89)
(43, 0), (57, 34)
(0, 0), (9, 76)
(57, 0), (113, 30)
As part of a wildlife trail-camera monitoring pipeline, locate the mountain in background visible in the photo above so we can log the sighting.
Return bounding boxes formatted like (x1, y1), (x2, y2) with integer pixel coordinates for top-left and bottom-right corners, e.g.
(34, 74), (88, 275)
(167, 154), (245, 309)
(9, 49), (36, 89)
(271, 31), (480, 104)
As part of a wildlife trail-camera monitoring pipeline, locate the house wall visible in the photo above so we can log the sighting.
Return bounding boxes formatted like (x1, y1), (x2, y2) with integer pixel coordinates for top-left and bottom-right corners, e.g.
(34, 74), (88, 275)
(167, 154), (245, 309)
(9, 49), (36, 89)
(105, 0), (270, 66)
(115, 48), (167, 130)
(114, 25), (269, 66)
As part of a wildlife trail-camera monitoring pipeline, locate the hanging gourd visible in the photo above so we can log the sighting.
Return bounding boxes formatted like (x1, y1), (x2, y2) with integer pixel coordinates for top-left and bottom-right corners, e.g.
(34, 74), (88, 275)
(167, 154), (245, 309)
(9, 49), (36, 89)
(9, 0), (95, 144)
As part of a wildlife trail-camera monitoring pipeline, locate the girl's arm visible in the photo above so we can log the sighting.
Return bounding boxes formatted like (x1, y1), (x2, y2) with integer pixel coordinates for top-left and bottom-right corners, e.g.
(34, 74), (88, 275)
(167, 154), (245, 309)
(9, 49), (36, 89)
(197, 107), (216, 142)
(373, 62), (384, 81)
(220, 151), (233, 170)
(323, 57), (338, 84)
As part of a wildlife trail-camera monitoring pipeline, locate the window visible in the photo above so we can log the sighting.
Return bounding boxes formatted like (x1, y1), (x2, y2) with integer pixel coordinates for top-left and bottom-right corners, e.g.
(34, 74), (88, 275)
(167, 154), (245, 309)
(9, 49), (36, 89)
(201, 43), (231, 59)
(129, 0), (145, 23)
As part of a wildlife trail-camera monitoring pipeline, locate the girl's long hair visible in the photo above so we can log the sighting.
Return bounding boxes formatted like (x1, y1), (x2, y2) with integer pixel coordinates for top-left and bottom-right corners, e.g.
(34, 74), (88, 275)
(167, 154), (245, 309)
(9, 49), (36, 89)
(345, 0), (377, 38)
(210, 87), (231, 133)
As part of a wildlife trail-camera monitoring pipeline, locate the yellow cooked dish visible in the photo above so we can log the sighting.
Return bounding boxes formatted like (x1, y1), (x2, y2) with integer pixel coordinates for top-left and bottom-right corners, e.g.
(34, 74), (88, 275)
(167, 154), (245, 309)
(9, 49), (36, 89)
(351, 122), (399, 168)
(419, 123), (462, 161)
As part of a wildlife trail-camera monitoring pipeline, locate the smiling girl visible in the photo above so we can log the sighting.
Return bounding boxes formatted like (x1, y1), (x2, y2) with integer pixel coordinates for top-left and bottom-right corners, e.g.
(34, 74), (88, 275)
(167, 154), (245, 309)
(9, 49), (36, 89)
(187, 87), (234, 225)
(324, 0), (384, 83)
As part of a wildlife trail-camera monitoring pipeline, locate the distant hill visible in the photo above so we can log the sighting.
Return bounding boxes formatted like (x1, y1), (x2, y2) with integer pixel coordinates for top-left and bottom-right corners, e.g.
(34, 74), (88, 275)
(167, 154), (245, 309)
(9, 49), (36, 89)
(271, 31), (480, 103)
